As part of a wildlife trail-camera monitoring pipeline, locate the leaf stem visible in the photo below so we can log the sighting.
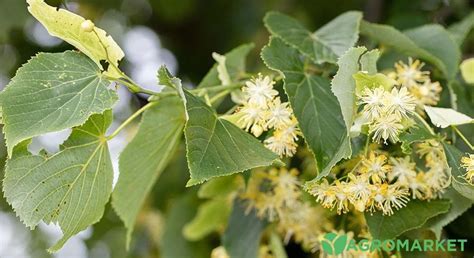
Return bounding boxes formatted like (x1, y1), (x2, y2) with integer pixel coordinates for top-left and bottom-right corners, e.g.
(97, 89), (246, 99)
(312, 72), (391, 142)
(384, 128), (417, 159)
(107, 102), (157, 140)
(209, 90), (231, 104)
(452, 126), (474, 151)
(149, 83), (243, 101)
(121, 79), (159, 95)
(413, 112), (435, 136)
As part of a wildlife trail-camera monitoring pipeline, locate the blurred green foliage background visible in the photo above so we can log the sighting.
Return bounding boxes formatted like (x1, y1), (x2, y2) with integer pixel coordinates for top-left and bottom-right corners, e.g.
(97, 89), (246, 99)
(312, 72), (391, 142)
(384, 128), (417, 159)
(0, 0), (473, 257)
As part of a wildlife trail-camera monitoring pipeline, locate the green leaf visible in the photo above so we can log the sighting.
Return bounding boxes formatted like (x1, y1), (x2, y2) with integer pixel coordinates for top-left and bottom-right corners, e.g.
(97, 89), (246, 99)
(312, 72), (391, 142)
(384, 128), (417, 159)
(399, 121), (437, 154)
(112, 97), (185, 247)
(0, 51), (118, 156)
(198, 43), (254, 88)
(331, 47), (367, 130)
(223, 200), (267, 258)
(183, 198), (231, 241)
(424, 106), (473, 128)
(460, 58), (474, 84)
(443, 143), (474, 201)
(261, 37), (351, 180)
(27, 0), (125, 78)
(448, 12), (474, 46)
(3, 111), (114, 252)
(424, 188), (473, 239)
(361, 21), (460, 79)
(365, 199), (450, 240)
(353, 72), (397, 94)
(264, 11), (362, 64)
(158, 67), (279, 186)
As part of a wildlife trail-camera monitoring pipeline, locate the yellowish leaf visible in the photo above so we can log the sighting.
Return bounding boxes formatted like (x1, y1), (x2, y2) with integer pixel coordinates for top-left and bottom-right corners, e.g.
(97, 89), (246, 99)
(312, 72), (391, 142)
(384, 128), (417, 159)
(27, 0), (124, 78)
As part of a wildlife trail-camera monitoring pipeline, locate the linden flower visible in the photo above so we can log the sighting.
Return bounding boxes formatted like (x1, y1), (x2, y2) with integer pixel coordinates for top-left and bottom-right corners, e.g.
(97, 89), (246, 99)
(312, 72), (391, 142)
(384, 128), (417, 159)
(369, 114), (404, 144)
(388, 156), (417, 185)
(242, 73), (278, 107)
(394, 58), (430, 87)
(347, 174), (372, 212)
(308, 179), (337, 210)
(381, 183), (410, 215)
(360, 152), (391, 183)
(266, 97), (293, 129)
(236, 102), (268, 136)
(358, 87), (386, 120)
(413, 80), (442, 106)
(369, 183), (409, 215)
(385, 87), (417, 118)
(408, 172), (432, 200)
(264, 120), (300, 157)
(461, 154), (474, 184)
(333, 180), (350, 214)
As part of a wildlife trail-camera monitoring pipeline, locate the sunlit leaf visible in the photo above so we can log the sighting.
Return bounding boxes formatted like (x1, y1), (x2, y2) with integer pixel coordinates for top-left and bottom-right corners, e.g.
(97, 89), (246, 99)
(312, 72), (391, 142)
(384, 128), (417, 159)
(424, 106), (473, 128)
(27, 0), (125, 78)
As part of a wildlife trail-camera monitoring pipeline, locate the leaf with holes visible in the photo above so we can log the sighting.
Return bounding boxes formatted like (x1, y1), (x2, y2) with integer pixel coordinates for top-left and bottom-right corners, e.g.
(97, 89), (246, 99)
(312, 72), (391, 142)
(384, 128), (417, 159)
(2, 111), (114, 252)
(0, 51), (117, 156)
(27, 0), (124, 77)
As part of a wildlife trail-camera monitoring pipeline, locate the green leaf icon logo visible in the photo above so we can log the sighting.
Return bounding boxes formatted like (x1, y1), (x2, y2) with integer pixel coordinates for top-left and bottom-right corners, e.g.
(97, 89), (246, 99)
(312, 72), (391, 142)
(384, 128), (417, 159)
(321, 233), (348, 255)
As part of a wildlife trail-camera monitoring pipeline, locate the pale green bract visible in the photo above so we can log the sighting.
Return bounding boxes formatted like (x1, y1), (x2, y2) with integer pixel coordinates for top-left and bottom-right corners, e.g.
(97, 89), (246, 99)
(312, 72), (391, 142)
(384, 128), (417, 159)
(112, 97), (186, 247)
(460, 58), (474, 84)
(183, 198), (231, 241)
(331, 47), (369, 130)
(27, 0), (125, 78)
(158, 67), (279, 186)
(264, 11), (362, 64)
(0, 51), (118, 156)
(261, 37), (351, 180)
(424, 106), (474, 128)
(2, 111), (114, 252)
(365, 199), (450, 240)
(198, 43), (254, 88)
(353, 72), (396, 93)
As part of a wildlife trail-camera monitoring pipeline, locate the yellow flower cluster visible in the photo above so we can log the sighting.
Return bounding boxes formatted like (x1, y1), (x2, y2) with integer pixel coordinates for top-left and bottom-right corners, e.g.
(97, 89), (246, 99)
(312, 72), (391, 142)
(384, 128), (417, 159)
(357, 86), (417, 144)
(461, 154), (474, 184)
(241, 168), (331, 251)
(308, 145), (450, 216)
(233, 74), (300, 157)
(389, 58), (442, 110)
